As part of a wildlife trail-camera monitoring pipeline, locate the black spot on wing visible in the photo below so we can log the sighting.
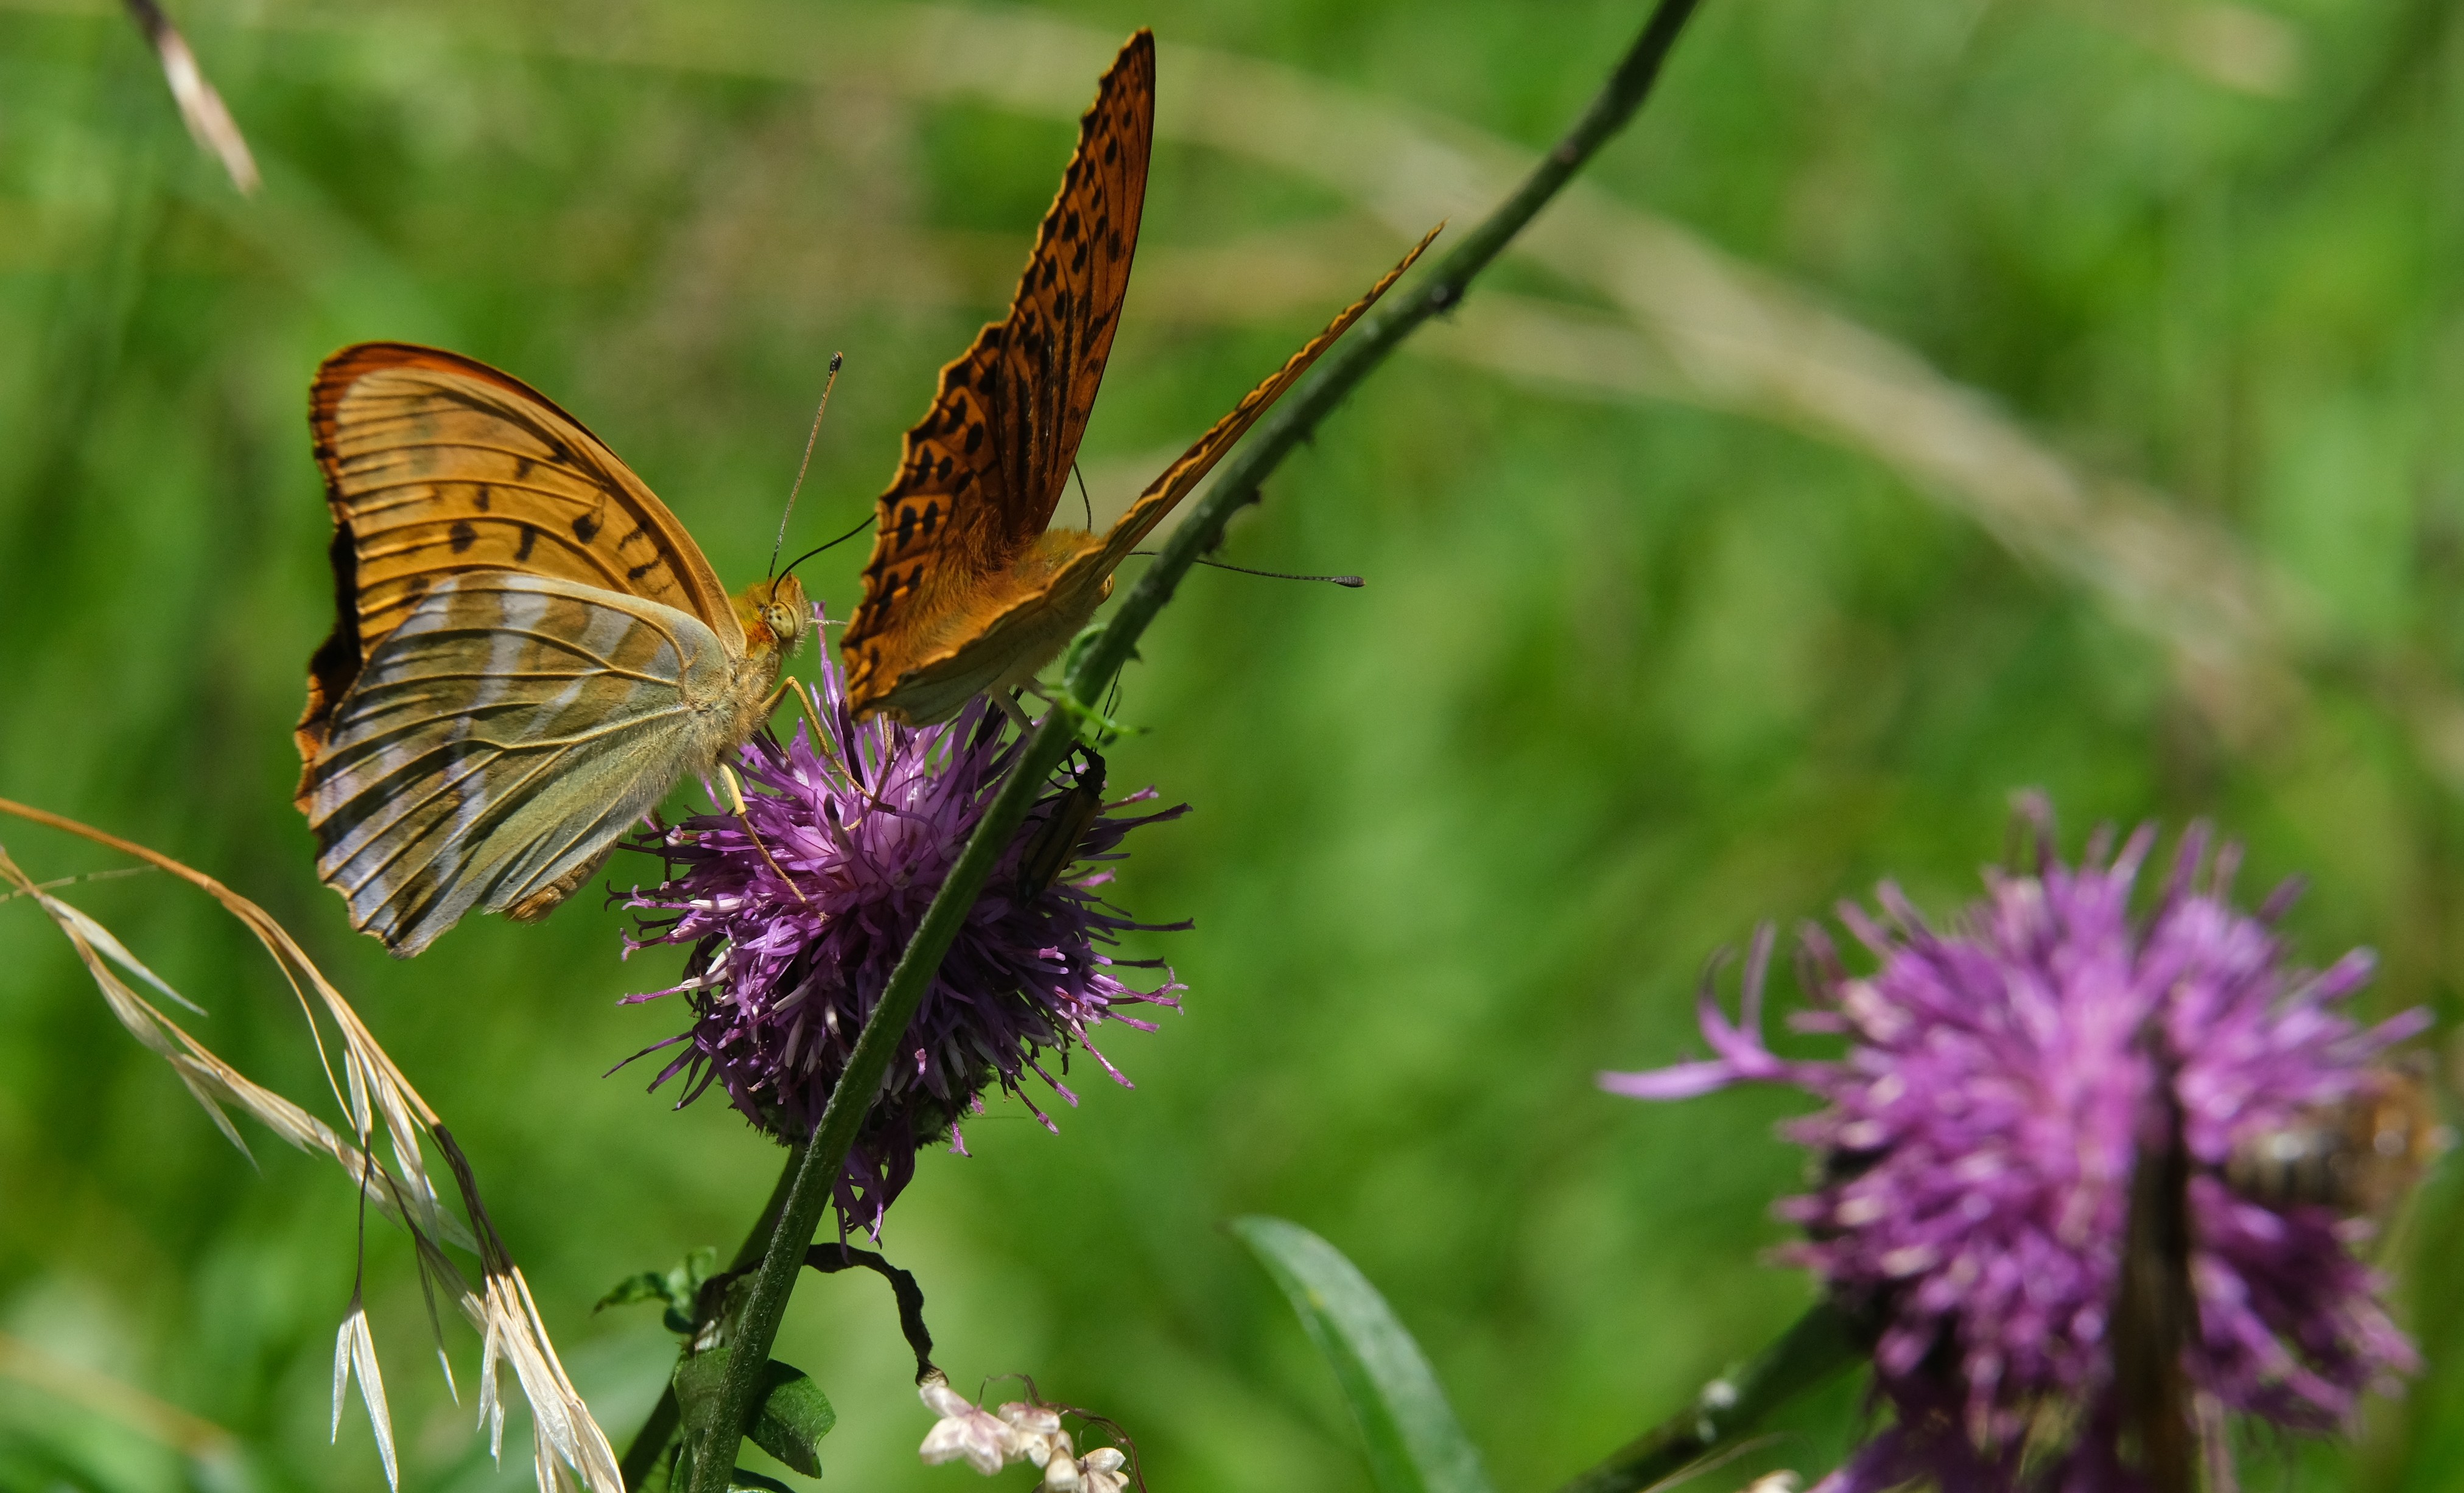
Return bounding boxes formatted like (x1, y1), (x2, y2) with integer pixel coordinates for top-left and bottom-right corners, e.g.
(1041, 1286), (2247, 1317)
(449, 520), (477, 553)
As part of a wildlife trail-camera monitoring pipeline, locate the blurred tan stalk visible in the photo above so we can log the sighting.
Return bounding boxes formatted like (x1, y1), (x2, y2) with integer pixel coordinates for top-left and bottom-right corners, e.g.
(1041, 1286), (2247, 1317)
(5, 0), (2450, 773)
(0, 1328), (245, 1473)
(124, 0), (261, 194)
(0, 797), (622, 1493)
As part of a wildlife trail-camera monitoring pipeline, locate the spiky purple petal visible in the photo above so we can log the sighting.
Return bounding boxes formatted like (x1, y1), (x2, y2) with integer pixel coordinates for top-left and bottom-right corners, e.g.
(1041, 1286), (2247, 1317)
(1604, 803), (2428, 1489)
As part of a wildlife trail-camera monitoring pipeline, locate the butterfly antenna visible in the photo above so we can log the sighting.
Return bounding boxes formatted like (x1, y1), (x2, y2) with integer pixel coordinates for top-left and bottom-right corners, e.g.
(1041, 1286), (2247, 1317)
(774, 512), (877, 598)
(1073, 461), (1094, 530)
(767, 351), (845, 581)
(1131, 551), (1364, 588)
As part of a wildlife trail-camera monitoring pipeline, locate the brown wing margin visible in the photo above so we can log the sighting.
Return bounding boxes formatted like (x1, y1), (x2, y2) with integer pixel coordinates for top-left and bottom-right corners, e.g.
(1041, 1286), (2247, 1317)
(840, 30), (1155, 683)
(296, 342), (736, 788)
(1091, 224), (1443, 575)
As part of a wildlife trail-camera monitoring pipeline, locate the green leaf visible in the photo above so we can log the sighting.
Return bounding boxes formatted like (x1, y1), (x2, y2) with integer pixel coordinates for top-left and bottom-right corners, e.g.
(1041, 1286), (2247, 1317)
(671, 1441), (798, 1493)
(745, 1362), (835, 1476)
(595, 1271), (674, 1313)
(1230, 1216), (1497, 1493)
(673, 1351), (730, 1429)
(602, 1247), (721, 1335)
(672, 1354), (834, 1478)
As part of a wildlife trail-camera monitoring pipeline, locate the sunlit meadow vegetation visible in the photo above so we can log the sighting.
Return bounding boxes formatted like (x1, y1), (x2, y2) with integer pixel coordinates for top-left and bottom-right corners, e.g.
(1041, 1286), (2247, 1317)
(1, 1), (2460, 1489)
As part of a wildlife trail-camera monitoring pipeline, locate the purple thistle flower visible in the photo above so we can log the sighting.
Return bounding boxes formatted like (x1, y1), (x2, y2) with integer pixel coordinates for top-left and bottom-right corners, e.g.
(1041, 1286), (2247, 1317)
(1602, 800), (2435, 1492)
(623, 620), (1188, 1237)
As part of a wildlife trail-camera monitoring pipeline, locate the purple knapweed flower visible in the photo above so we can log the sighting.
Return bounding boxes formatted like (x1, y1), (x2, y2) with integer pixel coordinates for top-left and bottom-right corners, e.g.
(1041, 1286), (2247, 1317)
(1603, 801), (2435, 1492)
(624, 617), (1187, 1237)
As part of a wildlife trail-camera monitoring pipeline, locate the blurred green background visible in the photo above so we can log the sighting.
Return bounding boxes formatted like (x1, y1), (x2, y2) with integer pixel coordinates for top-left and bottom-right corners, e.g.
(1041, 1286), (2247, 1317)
(4, 0), (2463, 1488)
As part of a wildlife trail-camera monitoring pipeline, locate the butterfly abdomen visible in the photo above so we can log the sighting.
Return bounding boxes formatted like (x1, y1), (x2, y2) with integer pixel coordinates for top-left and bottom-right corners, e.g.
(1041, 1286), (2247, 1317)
(856, 532), (1112, 724)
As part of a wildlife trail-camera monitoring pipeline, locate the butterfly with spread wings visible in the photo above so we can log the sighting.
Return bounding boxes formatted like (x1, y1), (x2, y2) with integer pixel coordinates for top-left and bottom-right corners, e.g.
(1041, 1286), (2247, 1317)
(840, 29), (1437, 724)
(294, 344), (809, 958)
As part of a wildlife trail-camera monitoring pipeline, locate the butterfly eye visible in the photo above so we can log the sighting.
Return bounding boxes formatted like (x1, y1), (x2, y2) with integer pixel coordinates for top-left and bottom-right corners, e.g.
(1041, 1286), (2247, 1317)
(763, 603), (804, 643)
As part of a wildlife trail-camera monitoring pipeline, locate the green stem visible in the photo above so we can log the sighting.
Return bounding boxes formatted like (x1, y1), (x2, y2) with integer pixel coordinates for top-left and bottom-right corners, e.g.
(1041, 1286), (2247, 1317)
(621, 1144), (807, 1491)
(679, 5), (1708, 1488)
(1551, 1303), (1866, 1493)
(1063, 0), (1704, 705)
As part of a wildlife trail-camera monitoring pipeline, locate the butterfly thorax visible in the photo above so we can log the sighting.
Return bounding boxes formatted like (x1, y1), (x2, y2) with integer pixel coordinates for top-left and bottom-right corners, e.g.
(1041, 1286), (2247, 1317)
(864, 529), (1113, 724)
(731, 574), (810, 661)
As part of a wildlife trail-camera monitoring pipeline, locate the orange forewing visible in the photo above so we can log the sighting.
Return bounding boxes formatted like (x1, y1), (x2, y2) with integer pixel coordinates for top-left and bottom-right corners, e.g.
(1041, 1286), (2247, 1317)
(298, 343), (739, 783)
(1087, 225), (1441, 580)
(840, 30), (1154, 708)
(843, 229), (1437, 724)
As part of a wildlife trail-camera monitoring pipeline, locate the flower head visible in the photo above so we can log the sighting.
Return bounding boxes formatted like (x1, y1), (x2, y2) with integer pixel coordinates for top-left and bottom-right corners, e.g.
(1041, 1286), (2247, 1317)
(1604, 802), (2434, 1491)
(919, 1377), (1014, 1477)
(1045, 1444), (1129, 1493)
(626, 617), (1187, 1236)
(1000, 1402), (1066, 1468)
(915, 1377), (1130, 1489)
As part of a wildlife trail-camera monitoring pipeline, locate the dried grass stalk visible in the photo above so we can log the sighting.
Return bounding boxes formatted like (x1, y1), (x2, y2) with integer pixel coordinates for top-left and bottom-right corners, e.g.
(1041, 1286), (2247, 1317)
(122, 0), (262, 195)
(0, 797), (620, 1493)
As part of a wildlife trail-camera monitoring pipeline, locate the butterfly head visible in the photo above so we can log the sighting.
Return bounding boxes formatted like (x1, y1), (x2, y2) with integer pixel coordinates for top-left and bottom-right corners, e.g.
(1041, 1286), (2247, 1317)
(737, 573), (810, 657)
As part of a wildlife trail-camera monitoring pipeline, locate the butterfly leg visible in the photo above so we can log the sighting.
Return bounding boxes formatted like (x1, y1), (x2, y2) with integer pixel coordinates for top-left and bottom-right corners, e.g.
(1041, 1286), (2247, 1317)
(992, 688), (1039, 733)
(765, 677), (832, 746)
(718, 763), (810, 905)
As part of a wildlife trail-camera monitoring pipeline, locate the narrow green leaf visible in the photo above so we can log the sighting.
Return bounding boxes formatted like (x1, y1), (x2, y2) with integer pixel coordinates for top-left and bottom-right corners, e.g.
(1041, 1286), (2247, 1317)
(1230, 1216), (1497, 1493)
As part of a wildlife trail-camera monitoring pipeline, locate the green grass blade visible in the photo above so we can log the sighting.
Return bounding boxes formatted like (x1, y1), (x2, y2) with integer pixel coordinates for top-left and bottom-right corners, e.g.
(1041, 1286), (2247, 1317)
(1230, 1216), (1497, 1493)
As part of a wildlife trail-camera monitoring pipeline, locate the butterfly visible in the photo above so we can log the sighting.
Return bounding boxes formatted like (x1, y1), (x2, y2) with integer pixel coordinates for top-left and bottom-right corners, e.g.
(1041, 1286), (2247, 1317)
(293, 343), (809, 957)
(840, 29), (1437, 723)
(2107, 1047), (2441, 1491)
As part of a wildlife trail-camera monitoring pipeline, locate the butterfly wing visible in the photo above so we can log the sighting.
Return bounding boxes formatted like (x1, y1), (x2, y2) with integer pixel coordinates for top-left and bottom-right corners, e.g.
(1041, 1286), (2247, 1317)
(868, 228), (1442, 720)
(843, 228), (1437, 727)
(1087, 225), (1441, 576)
(841, 30), (1154, 712)
(299, 341), (742, 780)
(306, 573), (740, 958)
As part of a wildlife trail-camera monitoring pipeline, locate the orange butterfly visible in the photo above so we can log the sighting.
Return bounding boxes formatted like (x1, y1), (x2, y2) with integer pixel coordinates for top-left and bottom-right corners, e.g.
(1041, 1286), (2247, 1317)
(295, 344), (808, 957)
(841, 30), (1436, 723)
